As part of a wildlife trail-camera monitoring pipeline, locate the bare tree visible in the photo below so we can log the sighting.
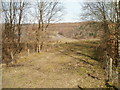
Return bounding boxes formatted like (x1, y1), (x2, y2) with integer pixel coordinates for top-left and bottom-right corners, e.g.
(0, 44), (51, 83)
(80, 1), (120, 34)
(35, 1), (63, 52)
(2, 0), (29, 66)
(80, 0), (120, 84)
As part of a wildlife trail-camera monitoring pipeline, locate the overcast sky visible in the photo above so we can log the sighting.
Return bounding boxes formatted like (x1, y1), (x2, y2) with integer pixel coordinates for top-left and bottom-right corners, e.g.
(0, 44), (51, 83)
(1, 0), (115, 23)
(60, 2), (82, 23)
(0, 1), (84, 23)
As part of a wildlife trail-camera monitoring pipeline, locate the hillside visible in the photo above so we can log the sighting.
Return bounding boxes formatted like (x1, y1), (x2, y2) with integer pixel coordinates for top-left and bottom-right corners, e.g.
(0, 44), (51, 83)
(20, 22), (103, 42)
(47, 22), (103, 39)
(2, 22), (117, 88)
(3, 39), (106, 88)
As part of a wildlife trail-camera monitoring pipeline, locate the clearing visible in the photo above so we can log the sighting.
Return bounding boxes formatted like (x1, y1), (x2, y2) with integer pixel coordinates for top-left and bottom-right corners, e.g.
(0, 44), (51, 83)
(2, 38), (106, 88)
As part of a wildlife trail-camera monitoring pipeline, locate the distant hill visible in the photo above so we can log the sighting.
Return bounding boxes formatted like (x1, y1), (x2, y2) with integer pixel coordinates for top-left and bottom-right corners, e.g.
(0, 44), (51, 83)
(47, 22), (103, 39)
(1, 22), (103, 43)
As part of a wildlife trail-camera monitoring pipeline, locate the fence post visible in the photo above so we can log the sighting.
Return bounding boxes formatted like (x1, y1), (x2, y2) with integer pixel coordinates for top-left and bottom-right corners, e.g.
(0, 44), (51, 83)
(11, 51), (14, 60)
(28, 49), (30, 56)
(109, 58), (113, 81)
(38, 44), (40, 53)
(105, 51), (109, 80)
(10, 51), (14, 65)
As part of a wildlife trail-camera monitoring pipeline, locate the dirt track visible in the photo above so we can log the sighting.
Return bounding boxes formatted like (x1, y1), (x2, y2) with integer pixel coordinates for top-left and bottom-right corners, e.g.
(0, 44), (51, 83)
(2, 39), (106, 88)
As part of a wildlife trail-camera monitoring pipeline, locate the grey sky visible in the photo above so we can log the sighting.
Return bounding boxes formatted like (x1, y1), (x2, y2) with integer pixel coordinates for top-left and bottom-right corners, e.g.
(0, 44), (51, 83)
(60, 2), (82, 23)
(0, 1), (83, 23)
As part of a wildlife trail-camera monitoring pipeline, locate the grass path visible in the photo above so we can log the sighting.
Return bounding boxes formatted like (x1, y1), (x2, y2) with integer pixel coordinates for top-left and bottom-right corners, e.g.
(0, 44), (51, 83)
(2, 40), (106, 88)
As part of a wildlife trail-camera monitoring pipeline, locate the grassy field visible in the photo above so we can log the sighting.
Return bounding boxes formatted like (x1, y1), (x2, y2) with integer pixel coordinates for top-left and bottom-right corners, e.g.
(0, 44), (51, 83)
(2, 39), (107, 88)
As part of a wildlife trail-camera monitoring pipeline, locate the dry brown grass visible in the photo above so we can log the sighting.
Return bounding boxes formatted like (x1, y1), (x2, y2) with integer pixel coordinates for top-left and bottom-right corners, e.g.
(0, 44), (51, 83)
(2, 39), (106, 88)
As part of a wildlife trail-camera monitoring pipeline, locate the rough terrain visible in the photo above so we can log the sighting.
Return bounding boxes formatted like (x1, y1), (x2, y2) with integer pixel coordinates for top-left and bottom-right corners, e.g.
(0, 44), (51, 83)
(2, 35), (106, 88)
